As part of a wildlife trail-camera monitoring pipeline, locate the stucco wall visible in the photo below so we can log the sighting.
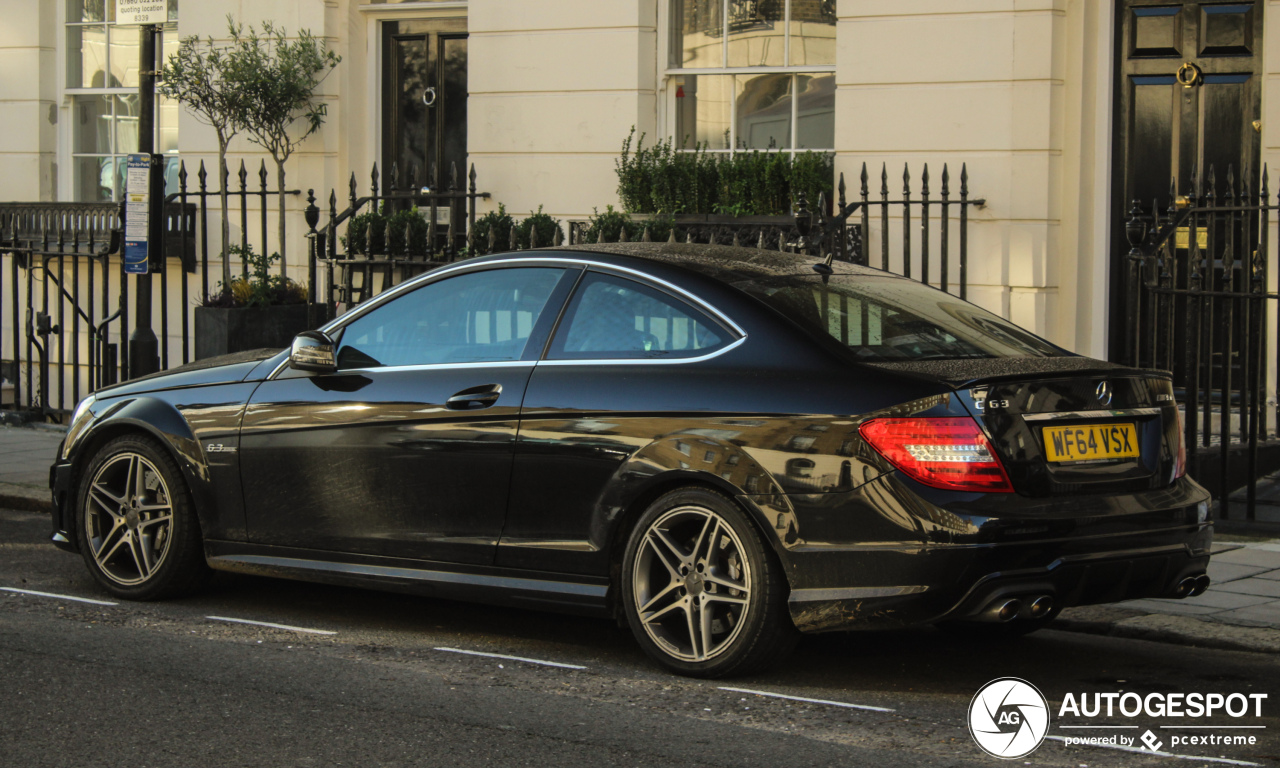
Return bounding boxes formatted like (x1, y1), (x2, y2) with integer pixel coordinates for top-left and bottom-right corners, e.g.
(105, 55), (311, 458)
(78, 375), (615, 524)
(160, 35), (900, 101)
(1, 1), (58, 200)
(467, 0), (658, 222)
(834, 0), (1111, 356)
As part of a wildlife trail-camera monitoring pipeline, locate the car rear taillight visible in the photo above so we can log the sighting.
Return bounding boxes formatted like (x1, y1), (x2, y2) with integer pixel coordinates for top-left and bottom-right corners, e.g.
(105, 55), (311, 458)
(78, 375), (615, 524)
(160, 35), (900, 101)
(858, 417), (1014, 493)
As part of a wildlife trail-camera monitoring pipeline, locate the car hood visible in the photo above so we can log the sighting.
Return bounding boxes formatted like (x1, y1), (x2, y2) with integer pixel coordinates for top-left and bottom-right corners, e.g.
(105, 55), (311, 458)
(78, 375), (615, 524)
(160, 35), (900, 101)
(94, 348), (285, 397)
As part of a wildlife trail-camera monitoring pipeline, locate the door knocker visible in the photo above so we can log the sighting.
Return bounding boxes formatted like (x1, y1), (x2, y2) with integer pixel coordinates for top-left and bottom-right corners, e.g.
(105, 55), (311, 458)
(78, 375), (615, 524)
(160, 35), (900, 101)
(422, 87), (437, 107)
(1176, 62), (1203, 89)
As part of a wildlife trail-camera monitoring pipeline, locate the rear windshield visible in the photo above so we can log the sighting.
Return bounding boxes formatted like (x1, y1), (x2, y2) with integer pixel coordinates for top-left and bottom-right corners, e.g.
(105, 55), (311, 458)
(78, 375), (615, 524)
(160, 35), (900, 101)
(735, 274), (1064, 362)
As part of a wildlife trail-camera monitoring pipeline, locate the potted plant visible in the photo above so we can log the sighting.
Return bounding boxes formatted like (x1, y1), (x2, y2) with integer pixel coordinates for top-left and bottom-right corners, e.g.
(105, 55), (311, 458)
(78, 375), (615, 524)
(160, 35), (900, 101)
(193, 244), (328, 359)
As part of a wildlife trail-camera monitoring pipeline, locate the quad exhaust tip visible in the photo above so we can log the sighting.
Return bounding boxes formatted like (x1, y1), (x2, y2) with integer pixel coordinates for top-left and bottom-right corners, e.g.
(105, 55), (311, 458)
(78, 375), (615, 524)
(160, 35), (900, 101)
(978, 598), (1023, 623)
(1028, 595), (1054, 618)
(1175, 575), (1209, 598)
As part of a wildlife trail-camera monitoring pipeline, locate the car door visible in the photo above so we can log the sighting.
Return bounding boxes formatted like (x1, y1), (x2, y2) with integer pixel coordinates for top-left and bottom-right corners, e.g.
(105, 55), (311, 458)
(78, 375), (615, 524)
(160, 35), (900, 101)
(239, 263), (577, 565)
(499, 268), (739, 575)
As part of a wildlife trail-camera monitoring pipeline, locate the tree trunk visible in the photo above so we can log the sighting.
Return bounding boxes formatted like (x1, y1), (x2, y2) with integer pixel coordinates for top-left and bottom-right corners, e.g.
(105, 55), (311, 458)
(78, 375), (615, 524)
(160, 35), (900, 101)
(217, 136), (232, 292)
(276, 157), (287, 278)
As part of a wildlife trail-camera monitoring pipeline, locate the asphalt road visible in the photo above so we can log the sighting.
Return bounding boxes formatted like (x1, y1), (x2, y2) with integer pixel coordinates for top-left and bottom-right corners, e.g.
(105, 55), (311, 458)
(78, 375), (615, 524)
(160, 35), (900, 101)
(1, 506), (1277, 768)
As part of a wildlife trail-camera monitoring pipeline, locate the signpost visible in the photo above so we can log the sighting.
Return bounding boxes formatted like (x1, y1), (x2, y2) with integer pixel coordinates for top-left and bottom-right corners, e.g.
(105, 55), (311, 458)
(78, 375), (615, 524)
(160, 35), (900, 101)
(126, 13), (163, 378)
(123, 154), (150, 275)
(115, 0), (168, 25)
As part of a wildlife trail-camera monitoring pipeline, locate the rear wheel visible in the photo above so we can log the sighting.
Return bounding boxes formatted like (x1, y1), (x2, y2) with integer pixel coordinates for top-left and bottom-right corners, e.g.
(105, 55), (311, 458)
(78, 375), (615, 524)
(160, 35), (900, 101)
(75, 435), (208, 600)
(621, 487), (797, 678)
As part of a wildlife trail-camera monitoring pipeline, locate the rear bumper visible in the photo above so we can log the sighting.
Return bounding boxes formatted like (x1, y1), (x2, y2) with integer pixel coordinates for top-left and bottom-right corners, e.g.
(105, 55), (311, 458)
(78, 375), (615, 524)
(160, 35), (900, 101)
(753, 473), (1213, 633)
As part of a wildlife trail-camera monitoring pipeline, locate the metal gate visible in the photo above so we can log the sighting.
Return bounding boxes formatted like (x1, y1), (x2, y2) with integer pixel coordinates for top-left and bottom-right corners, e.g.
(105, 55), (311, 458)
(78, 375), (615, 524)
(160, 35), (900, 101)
(1123, 165), (1276, 522)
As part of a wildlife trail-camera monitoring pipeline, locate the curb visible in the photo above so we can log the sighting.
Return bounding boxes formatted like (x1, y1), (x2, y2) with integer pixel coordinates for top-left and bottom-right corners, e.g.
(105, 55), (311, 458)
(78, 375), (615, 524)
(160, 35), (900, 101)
(0, 483), (51, 514)
(1055, 609), (1280, 655)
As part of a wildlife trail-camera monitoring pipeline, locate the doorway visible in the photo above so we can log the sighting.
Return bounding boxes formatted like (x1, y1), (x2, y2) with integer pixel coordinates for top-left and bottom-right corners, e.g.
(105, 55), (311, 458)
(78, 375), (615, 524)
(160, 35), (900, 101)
(1109, 0), (1262, 358)
(382, 18), (468, 192)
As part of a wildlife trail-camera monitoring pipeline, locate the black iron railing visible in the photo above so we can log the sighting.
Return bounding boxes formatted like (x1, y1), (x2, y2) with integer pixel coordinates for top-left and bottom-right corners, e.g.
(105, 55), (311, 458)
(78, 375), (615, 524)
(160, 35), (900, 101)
(1123, 164), (1275, 522)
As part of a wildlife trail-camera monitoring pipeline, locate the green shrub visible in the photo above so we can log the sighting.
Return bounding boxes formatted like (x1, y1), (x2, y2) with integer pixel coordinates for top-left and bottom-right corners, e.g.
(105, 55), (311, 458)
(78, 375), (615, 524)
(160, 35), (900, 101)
(386, 208), (429, 255)
(614, 126), (833, 216)
(471, 203), (515, 253)
(584, 206), (679, 244)
(514, 206), (563, 250)
(202, 243), (305, 307)
(585, 205), (638, 243)
(343, 207), (386, 254)
(342, 206), (430, 255)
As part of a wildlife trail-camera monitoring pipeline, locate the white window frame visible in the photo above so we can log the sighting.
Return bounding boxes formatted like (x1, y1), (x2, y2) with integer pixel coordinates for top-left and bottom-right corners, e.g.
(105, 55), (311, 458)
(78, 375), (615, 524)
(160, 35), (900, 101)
(659, 0), (836, 156)
(61, 1), (179, 202)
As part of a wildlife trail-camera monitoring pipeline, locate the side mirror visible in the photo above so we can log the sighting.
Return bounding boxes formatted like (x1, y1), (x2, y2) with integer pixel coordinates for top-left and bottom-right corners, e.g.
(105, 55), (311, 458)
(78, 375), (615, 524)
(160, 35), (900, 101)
(289, 330), (337, 373)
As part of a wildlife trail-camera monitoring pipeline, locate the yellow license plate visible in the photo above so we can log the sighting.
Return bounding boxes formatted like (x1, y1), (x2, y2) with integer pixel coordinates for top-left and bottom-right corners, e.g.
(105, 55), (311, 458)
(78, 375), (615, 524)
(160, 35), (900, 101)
(1042, 423), (1139, 463)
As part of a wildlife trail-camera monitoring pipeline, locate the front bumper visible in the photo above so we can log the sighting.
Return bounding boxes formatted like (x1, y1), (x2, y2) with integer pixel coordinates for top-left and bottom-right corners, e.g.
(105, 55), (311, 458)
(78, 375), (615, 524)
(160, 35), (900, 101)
(759, 473), (1213, 633)
(49, 460), (77, 553)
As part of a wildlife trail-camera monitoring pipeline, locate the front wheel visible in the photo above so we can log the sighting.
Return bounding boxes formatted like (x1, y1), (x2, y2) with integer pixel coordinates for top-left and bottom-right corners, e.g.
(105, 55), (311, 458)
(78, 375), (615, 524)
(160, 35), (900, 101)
(621, 487), (797, 678)
(75, 434), (208, 600)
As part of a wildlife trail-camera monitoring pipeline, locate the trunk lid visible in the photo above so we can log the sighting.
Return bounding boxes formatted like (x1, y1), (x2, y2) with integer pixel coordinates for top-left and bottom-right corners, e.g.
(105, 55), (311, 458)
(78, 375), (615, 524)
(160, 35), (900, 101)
(869, 356), (1182, 496)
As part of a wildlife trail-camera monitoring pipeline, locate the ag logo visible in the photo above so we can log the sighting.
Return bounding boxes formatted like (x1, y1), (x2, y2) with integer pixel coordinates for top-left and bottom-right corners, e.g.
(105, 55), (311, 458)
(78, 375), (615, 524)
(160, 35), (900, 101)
(968, 678), (1050, 759)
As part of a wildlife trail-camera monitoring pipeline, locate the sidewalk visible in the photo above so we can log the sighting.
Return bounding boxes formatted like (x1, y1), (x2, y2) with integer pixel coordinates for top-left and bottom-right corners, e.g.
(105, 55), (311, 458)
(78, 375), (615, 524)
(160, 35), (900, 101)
(0, 423), (65, 511)
(2, 422), (1280, 652)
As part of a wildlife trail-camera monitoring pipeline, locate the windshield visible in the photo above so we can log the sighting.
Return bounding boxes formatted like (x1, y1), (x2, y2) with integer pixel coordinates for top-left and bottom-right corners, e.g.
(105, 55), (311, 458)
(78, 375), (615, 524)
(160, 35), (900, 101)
(735, 274), (1064, 362)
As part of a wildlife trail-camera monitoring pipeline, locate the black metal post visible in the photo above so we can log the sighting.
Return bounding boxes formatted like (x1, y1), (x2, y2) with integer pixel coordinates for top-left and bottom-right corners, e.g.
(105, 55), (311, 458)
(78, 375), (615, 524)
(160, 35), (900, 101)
(128, 23), (160, 379)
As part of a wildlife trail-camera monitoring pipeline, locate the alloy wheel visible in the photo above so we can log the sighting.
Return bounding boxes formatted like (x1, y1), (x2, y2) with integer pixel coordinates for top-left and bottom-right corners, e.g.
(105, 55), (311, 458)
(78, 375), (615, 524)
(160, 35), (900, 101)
(632, 505), (753, 662)
(83, 452), (174, 586)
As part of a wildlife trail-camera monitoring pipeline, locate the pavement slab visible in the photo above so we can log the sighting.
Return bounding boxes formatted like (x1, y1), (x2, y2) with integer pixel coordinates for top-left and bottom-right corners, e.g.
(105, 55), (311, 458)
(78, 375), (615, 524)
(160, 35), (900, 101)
(1214, 578), (1280, 598)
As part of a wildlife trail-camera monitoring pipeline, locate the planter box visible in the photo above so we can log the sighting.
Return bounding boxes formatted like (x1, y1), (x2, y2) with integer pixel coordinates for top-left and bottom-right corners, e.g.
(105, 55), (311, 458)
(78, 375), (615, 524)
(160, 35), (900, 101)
(194, 303), (331, 360)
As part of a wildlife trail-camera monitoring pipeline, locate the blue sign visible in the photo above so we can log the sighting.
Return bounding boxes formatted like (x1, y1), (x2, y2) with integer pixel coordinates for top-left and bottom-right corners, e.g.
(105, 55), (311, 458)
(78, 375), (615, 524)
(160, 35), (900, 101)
(123, 154), (150, 275)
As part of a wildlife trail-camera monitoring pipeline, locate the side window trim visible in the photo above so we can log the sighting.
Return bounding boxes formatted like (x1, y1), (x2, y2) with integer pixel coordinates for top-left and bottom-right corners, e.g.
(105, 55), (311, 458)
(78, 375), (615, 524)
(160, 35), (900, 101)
(542, 268), (741, 363)
(533, 267), (589, 362)
(333, 265), (570, 371)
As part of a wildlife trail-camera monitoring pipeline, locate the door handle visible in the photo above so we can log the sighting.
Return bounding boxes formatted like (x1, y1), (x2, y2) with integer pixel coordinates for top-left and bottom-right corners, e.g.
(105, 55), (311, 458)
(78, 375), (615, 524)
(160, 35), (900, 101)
(446, 383), (502, 410)
(422, 87), (437, 107)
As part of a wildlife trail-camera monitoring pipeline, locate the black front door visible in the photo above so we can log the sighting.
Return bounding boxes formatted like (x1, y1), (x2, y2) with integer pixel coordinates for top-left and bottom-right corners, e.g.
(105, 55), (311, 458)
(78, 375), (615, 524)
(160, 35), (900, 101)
(382, 19), (468, 189)
(1110, 0), (1263, 357)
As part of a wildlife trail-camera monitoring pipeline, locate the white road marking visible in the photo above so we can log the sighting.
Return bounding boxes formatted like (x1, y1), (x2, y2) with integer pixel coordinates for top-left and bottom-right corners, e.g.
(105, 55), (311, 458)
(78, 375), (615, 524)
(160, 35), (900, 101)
(205, 616), (337, 635)
(1, 587), (117, 606)
(1045, 735), (1263, 766)
(718, 686), (895, 713)
(1160, 725), (1266, 729)
(433, 647), (586, 670)
(1059, 725), (1138, 729)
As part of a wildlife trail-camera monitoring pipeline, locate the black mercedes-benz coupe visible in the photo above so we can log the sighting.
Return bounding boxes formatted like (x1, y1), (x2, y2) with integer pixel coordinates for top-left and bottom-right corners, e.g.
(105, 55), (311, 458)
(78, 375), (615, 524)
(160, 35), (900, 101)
(48, 243), (1213, 677)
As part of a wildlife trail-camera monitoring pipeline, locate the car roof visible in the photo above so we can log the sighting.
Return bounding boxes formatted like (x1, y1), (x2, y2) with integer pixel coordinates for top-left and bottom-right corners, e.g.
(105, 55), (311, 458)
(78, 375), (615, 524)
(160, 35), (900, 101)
(551, 242), (889, 283)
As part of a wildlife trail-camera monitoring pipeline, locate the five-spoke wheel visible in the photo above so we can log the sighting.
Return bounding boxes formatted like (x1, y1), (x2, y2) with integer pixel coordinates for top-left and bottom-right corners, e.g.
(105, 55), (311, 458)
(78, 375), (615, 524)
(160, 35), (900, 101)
(84, 451), (174, 586)
(622, 487), (796, 677)
(76, 435), (207, 600)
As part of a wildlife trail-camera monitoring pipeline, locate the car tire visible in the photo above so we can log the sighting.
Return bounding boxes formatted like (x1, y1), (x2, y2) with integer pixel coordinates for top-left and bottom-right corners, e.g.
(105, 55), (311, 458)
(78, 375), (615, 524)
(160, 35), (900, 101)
(621, 487), (798, 678)
(74, 434), (208, 600)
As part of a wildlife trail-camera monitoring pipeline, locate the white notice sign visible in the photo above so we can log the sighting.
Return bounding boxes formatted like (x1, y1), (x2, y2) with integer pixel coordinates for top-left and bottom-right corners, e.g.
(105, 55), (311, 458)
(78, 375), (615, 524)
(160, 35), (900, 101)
(115, 0), (169, 25)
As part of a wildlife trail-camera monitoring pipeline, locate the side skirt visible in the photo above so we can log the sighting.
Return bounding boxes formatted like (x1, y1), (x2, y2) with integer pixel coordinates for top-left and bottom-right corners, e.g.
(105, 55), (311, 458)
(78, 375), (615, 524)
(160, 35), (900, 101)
(204, 541), (612, 617)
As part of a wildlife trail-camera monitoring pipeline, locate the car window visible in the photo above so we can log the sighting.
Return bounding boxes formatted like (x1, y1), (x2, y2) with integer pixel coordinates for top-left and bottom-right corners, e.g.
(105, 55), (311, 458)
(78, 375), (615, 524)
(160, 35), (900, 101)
(336, 267), (566, 368)
(734, 274), (1064, 362)
(547, 272), (727, 360)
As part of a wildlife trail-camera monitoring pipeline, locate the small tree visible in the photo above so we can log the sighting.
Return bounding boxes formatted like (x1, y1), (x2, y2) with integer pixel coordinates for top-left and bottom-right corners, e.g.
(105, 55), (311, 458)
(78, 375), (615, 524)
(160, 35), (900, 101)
(159, 19), (250, 291)
(231, 21), (340, 277)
